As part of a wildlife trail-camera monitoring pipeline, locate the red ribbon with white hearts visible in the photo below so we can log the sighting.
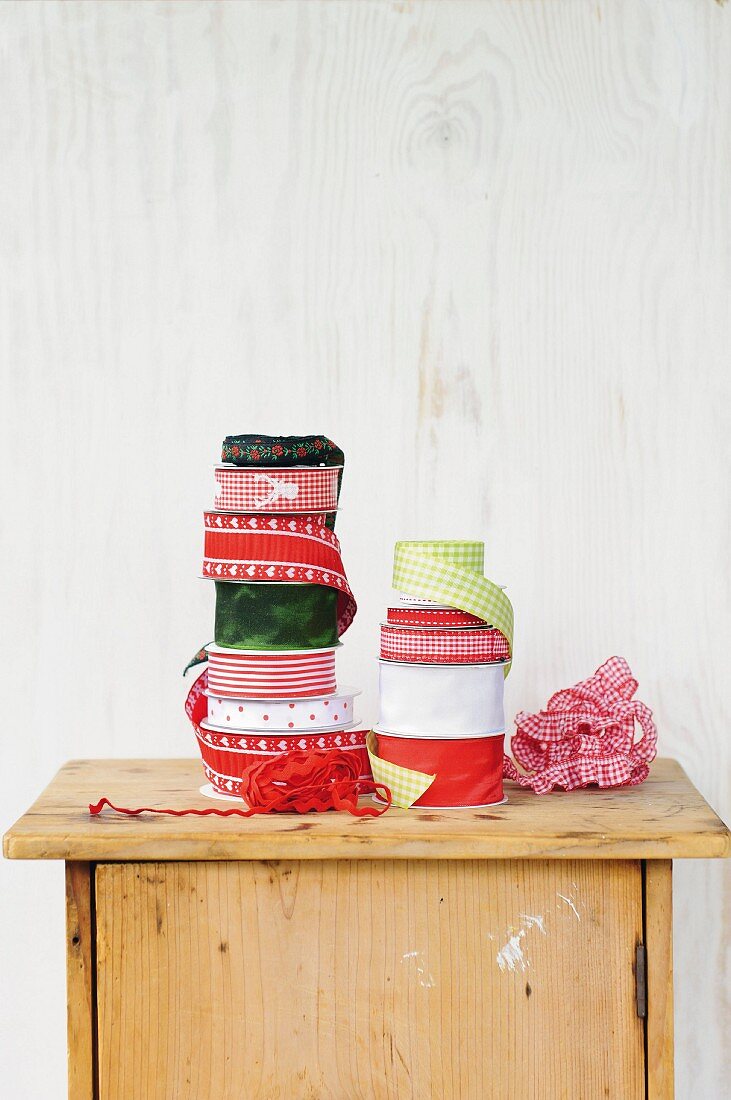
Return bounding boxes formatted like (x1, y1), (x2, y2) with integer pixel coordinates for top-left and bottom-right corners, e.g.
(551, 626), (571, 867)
(202, 512), (356, 635)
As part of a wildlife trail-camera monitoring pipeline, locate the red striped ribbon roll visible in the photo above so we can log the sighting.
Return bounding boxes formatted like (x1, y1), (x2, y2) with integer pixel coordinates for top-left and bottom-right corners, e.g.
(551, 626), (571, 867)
(186, 671), (370, 799)
(380, 625), (510, 664)
(375, 731), (505, 808)
(206, 644), (337, 698)
(386, 606), (488, 628)
(214, 465), (341, 512)
(202, 511), (356, 636)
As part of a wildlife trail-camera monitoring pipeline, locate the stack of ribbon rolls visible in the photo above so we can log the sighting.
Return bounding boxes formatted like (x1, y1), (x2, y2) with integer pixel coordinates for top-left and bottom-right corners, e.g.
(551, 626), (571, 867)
(368, 540), (514, 809)
(186, 434), (368, 799)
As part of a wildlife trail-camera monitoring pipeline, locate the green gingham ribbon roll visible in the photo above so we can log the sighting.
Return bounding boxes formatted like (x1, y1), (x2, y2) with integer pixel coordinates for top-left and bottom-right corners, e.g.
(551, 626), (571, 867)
(392, 541), (514, 670)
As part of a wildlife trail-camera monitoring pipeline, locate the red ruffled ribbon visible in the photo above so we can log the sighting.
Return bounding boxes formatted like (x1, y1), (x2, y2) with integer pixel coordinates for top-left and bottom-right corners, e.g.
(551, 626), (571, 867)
(90, 748), (392, 818)
(503, 656), (657, 794)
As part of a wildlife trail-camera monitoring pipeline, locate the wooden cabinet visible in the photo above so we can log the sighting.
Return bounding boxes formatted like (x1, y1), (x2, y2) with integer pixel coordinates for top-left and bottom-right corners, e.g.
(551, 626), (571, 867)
(5, 759), (729, 1099)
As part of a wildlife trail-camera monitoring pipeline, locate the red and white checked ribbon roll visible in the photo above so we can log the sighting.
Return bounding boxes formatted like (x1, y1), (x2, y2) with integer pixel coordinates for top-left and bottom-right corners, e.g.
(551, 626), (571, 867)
(186, 671), (371, 799)
(386, 606), (488, 628)
(380, 624), (510, 664)
(214, 465), (341, 513)
(206, 644), (337, 698)
(202, 511), (356, 635)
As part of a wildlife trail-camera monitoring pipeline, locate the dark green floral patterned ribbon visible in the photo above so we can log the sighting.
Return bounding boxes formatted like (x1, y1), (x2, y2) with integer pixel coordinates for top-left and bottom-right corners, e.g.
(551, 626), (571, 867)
(214, 582), (339, 650)
(221, 434), (344, 502)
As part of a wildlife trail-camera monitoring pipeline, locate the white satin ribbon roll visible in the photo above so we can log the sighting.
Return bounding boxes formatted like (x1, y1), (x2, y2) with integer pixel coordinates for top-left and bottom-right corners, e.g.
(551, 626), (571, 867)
(376, 659), (506, 737)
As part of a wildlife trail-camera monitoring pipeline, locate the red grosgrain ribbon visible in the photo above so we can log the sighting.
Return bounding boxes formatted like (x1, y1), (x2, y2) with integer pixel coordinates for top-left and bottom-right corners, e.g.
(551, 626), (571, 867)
(90, 750), (391, 818)
(502, 656), (658, 793)
(375, 732), (506, 808)
(214, 466), (341, 513)
(386, 606), (488, 628)
(380, 625), (510, 664)
(202, 512), (356, 637)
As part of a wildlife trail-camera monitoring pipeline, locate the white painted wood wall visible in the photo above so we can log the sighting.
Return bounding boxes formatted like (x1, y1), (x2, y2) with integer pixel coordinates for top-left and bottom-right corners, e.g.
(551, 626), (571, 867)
(1, 1), (729, 1094)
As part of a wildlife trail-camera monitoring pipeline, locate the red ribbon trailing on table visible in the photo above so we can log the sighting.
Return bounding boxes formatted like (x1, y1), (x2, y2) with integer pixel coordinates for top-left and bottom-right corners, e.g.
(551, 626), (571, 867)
(201, 512), (356, 637)
(90, 750), (391, 819)
(502, 656), (657, 793)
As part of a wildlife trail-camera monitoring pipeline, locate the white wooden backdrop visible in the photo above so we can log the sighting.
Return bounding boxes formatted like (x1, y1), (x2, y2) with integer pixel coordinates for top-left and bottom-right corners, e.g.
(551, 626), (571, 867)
(1, 1), (729, 1095)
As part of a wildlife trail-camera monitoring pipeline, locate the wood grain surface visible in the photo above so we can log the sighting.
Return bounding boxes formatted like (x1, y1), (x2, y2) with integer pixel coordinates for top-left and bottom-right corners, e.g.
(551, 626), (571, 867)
(645, 861), (674, 1100)
(65, 863), (95, 1100)
(5, 756), (729, 862)
(95, 858), (644, 1100)
(1, 1), (730, 1095)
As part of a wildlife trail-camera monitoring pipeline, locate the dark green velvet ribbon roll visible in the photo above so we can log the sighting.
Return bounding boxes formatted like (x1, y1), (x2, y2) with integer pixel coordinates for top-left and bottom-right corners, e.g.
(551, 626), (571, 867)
(214, 582), (339, 650)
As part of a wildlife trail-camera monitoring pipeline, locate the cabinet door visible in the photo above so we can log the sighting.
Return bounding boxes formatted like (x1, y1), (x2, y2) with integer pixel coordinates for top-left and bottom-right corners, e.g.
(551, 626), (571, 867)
(95, 859), (645, 1099)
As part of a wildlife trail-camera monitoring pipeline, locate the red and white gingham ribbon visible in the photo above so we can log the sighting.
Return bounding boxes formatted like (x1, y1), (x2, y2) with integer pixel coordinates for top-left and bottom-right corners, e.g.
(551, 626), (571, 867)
(202, 511), (356, 636)
(380, 625), (510, 664)
(214, 465), (341, 512)
(503, 657), (658, 793)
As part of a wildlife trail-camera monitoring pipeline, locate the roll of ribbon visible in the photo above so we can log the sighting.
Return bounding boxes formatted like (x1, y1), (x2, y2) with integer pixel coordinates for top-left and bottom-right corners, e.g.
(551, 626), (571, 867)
(380, 625), (510, 664)
(387, 606), (488, 628)
(214, 581), (338, 651)
(207, 644), (338, 698)
(203, 512), (356, 636)
(221, 434), (344, 472)
(200, 718), (358, 745)
(206, 685), (360, 731)
(368, 730), (505, 808)
(214, 465), (341, 513)
(377, 659), (505, 737)
(392, 541), (513, 666)
(395, 593), (445, 606)
(186, 670), (370, 799)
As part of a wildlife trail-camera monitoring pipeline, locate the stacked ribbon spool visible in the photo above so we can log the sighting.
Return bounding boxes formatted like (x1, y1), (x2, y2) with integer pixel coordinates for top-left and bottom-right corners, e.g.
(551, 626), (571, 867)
(186, 434), (369, 800)
(368, 541), (514, 809)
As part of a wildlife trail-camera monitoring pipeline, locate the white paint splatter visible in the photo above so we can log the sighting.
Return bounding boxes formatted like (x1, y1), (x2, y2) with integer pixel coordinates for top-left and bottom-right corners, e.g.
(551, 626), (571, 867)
(400, 951), (436, 988)
(495, 914), (547, 972)
(519, 913), (547, 934)
(557, 892), (581, 921)
(497, 930), (528, 972)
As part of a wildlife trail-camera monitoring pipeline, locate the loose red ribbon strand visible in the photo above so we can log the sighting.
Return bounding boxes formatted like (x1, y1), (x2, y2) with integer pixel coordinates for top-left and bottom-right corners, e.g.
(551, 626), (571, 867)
(90, 748), (392, 819)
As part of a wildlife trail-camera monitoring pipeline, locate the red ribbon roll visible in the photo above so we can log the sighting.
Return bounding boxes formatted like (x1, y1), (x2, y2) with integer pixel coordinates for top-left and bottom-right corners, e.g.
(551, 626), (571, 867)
(386, 607), (488, 628)
(375, 731), (505, 808)
(206, 645), (338, 698)
(186, 669), (373, 801)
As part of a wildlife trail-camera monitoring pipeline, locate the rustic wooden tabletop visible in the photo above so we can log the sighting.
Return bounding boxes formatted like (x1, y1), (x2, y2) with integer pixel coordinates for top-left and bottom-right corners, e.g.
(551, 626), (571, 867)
(4, 757), (729, 862)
